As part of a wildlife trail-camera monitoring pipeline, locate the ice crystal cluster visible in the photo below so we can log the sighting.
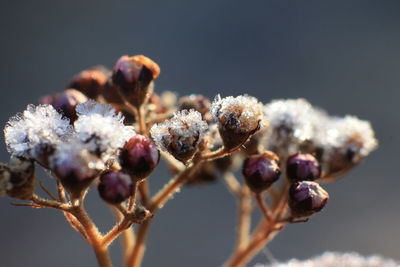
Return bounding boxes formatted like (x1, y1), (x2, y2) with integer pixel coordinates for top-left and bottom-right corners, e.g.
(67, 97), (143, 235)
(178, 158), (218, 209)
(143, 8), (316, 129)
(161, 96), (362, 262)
(0, 54), (381, 267)
(4, 104), (72, 159)
(257, 252), (399, 267)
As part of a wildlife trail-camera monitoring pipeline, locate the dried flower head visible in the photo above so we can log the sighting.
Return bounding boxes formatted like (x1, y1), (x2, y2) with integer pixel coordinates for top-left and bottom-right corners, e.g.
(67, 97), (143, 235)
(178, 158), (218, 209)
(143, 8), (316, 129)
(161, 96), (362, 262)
(178, 94), (211, 120)
(50, 141), (104, 197)
(39, 89), (88, 122)
(258, 252), (398, 267)
(211, 94), (265, 150)
(289, 181), (329, 217)
(264, 99), (326, 155)
(150, 109), (208, 163)
(112, 55), (160, 107)
(6, 157), (35, 200)
(74, 100), (135, 158)
(67, 66), (109, 99)
(286, 153), (321, 182)
(4, 104), (72, 164)
(0, 164), (11, 196)
(315, 115), (378, 177)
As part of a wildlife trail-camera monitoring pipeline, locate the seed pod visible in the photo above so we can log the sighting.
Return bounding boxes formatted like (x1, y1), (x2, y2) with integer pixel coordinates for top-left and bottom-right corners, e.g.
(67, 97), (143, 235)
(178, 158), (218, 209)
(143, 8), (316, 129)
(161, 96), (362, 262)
(98, 171), (133, 204)
(150, 110), (208, 163)
(6, 157), (35, 200)
(120, 135), (160, 180)
(242, 151), (280, 193)
(51, 146), (102, 198)
(211, 95), (265, 150)
(39, 89), (88, 122)
(289, 181), (329, 217)
(178, 94), (211, 121)
(67, 66), (109, 99)
(286, 153), (321, 182)
(112, 55), (160, 107)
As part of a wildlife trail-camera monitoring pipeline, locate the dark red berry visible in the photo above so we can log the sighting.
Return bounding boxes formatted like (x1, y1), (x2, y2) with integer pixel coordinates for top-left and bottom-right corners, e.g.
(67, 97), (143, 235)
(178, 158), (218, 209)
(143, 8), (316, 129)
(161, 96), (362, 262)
(39, 89), (88, 122)
(120, 135), (160, 180)
(112, 55), (160, 107)
(98, 171), (133, 204)
(286, 153), (321, 182)
(289, 181), (329, 217)
(67, 66), (109, 98)
(242, 151), (281, 193)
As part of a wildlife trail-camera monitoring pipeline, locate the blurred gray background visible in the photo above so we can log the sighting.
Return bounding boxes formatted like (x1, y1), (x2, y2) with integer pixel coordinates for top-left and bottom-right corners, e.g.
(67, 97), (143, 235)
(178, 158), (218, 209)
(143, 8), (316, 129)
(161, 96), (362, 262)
(0, 0), (399, 266)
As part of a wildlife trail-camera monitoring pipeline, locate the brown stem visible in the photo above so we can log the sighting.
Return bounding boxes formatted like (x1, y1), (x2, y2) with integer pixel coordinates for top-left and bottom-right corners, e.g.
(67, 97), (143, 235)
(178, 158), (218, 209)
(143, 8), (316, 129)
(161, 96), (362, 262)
(255, 193), (271, 222)
(128, 180), (139, 211)
(31, 194), (71, 211)
(138, 180), (150, 207)
(235, 186), (252, 253)
(223, 223), (281, 267)
(125, 219), (151, 267)
(71, 205), (112, 267)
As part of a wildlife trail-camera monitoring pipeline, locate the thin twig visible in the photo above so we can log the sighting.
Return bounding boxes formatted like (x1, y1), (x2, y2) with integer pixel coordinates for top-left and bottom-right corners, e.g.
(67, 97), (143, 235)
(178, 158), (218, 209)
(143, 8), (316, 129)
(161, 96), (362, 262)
(39, 181), (59, 201)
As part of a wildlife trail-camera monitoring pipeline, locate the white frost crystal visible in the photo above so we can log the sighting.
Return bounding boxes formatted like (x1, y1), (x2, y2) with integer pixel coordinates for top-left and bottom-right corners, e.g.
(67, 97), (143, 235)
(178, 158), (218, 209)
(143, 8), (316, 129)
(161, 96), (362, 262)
(315, 115), (378, 158)
(263, 99), (326, 149)
(74, 100), (135, 157)
(150, 109), (208, 152)
(211, 94), (265, 132)
(4, 104), (72, 158)
(257, 252), (398, 267)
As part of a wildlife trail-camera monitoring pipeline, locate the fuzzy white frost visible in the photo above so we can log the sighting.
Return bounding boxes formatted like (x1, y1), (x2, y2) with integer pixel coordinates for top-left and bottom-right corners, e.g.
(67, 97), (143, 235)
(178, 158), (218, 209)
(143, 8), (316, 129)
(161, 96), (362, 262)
(315, 115), (378, 157)
(4, 104), (72, 158)
(211, 94), (265, 131)
(264, 99), (326, 143)
(150, 109), (208, 151)
(74, 100), (135, 157)
(257, 252), (398, 267)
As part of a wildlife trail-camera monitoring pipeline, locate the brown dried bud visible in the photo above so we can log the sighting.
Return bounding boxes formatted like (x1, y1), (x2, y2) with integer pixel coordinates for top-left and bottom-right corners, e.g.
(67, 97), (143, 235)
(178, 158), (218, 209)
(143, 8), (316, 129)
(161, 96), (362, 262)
(6, 157), (35, 200)
(289, 181), (329, 217)
(242, 151), (280, 193)
(178, 94), (211, 121)
(211, 95), (265, 150)
(67, 66), (109, 98)
(112, 55), (160, 107)
(39, 89), (88, 122)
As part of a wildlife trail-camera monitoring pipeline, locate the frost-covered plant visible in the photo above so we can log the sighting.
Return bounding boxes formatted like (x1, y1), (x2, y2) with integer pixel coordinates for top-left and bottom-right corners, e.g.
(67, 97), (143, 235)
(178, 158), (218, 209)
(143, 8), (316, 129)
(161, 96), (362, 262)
(256, 252), (399, 267)
(0, 54), (379, 267)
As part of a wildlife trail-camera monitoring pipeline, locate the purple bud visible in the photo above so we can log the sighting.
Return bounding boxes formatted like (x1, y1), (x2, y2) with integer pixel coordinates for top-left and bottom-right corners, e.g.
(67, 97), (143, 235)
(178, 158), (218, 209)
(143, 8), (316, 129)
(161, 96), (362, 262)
(242, 151), (281, 193)
(112, 55), (160, 107)
(98, 171), (133, 204)
(289, 181), (329, 217)
(39, 89), (88, 122)
(67, 66), (109, 98)
(287, 153), (321, 182)
(120, 135), (160, 180)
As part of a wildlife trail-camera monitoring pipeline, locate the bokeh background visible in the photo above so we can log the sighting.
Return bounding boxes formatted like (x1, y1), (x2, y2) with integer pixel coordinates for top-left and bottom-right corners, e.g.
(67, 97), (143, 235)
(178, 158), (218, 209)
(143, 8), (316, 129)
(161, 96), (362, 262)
(0, 1), (399, 266)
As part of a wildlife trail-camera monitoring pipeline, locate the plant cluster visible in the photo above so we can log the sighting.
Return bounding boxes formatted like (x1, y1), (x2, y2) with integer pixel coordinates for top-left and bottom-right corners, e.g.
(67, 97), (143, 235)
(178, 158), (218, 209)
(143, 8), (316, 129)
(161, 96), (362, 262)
(0, 54), (377, 267)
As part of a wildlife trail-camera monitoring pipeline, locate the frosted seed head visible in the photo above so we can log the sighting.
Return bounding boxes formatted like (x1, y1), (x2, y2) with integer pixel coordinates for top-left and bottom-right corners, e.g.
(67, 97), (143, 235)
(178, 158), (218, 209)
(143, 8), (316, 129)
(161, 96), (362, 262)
(258, 251), (399, 267)
(6, 157), (35, 200)
(74, 100), (136, 159)
(211, 95), (265, 150)
(50, 140), (104, 197)
(39, 89), (88, 122)
(263, 98), (327, 156)
(4, 104), (72, 163)
(315, 115), (378, 177)
(150, 109), (208, 163)
(178, 94), (211, 121)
